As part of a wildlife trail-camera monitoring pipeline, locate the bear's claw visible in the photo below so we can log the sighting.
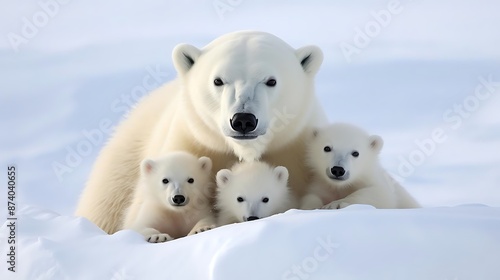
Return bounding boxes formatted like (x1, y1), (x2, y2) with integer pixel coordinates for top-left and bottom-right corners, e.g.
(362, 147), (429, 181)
(322, 200), (351, 210)
(146, 233), (173, 243)
(192, 225), (215, 235)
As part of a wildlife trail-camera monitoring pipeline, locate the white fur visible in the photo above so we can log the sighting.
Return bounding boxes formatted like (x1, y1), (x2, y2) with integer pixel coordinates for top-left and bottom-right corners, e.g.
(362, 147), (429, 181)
(75, 31), (326, 233)
(216, 162), (295, 225)
(122, 152), (215, 242)
(301, 123), (420, 210)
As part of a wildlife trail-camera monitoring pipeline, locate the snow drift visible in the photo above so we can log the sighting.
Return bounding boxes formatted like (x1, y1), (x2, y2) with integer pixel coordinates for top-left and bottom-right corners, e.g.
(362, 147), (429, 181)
(1, 205), (499, 280)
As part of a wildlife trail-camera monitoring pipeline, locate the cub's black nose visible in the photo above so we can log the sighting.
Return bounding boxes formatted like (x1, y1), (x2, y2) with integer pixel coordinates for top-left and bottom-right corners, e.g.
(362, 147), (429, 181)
(230, 113), (258, 133)
(172, 195), (186, 205)
(330, 166), (345, 177)
(247, 216), (259, 221)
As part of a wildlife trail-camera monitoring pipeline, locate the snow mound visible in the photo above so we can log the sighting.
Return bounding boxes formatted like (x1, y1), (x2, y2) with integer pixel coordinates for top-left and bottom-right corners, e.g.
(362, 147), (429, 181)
(1, 205), (500, 280)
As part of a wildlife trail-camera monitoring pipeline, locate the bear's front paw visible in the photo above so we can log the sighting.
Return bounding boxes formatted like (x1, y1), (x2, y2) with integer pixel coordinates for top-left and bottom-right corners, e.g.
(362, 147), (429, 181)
(146, 233), (173, 243)
(322, 200), (351, 210)
(189, 225), (215, 235)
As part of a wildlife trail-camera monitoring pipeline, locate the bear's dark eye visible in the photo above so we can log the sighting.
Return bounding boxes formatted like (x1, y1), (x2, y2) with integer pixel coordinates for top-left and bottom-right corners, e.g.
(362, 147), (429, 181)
(324, 146), (332, 152)
(187, 178), (194, 184)
(262, 197), (269, 203)
(214, 78), (224, 86)
(237, 197), (244, 203)
(162, 178), (169, 184)
(265, 78), (277, 87)
(352, 151), (359, 157)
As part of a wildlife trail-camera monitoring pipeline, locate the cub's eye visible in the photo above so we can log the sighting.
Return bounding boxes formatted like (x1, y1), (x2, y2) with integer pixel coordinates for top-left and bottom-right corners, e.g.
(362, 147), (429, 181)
(352, 151), (359, 157)
(214, 78), (224, 86)
(237, 197), (244, 203)
(187, 178), (194, 184)
(262, 197), (269, 203)
(162, 178), (169, 184)
(265, 78), (277, 87)
(324, 146), (332, 152)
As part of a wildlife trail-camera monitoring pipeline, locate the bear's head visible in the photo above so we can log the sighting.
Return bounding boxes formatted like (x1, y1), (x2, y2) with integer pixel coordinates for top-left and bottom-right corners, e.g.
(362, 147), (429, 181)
(172, 31), (324, 161)
(307, 123), (383, 187)
(140, 151), (213, 211)
(216, 162), (290, 222)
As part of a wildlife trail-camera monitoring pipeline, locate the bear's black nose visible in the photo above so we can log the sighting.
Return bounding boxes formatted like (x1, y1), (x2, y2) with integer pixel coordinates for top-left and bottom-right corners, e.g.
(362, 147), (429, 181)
(331, 166), (345, 177)
(230, 113), (258, 133)
(172, 195), (186, 205)
(247, 216), (259, 221)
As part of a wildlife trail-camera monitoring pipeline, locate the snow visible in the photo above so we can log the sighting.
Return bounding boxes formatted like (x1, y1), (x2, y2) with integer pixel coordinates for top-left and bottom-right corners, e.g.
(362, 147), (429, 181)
(2, 205), (500, 280)
(1, 0), (500, 279)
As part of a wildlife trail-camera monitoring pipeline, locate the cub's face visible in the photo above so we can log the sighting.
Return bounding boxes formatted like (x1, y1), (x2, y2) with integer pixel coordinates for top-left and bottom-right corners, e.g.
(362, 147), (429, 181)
(308, 124), (383, 187)
(141, 153), (212, 211)
(216, 164), (290, 222)
(172, 32), (323, 161)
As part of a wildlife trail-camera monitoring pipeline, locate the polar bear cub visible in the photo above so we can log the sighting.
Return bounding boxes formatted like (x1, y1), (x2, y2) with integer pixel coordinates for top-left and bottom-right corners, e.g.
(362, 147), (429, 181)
(122, 151), (215, 242)
(216, 161), (295, 225)
(301, 123), (420, 210)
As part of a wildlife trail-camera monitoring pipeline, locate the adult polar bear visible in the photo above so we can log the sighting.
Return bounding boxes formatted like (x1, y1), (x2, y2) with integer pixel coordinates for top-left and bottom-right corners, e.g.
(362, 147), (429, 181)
(75, 31), (327, 234)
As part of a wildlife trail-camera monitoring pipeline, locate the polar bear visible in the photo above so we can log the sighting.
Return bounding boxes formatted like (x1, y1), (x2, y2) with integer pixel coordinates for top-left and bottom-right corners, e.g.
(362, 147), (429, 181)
(122, 152), (215, 242)
(301, 123), (420, 209)
(216, 161), (295, 225)
(75, 31), (327, 233)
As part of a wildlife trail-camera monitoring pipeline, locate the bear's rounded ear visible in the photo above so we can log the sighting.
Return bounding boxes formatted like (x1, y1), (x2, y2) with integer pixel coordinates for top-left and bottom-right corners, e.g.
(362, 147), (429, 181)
(172, 43), (201, 76)
(198, 156), (212, 172)
(140, 159), (156, 175)
(273, 166), (289, 184)
(216, 169), (232, 187)
(369, 135), (384, 154)
(295, 45), (323, 75)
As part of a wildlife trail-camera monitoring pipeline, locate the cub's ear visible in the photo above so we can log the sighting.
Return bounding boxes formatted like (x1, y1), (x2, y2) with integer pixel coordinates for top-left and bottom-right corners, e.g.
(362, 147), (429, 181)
(140, 159), (156, 175)
(273, 166), (289, 184)
(198, 156), (212, 172)
(295, 45), (323, 75)
(172, 43), (201, 76)
(369, 135), (384, 154)
(216, 169), (232, 188)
